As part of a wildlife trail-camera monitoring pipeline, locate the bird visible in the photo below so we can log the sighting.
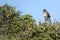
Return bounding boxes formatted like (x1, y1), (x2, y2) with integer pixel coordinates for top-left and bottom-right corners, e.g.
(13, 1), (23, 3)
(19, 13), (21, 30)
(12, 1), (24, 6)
(43, 9), (51, 24)
(43, 9), (50, 18)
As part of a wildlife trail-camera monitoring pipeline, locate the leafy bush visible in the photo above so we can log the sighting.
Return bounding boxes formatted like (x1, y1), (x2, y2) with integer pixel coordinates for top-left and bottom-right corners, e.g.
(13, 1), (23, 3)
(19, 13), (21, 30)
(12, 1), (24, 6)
(0, 4), (60, 40)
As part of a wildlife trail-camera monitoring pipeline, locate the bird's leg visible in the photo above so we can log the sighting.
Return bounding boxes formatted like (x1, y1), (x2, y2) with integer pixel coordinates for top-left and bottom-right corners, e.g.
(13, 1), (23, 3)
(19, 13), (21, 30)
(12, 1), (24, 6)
(45, 18), (48, 26)
(48, 18), (51, 24)
(45, 18), (51, 26)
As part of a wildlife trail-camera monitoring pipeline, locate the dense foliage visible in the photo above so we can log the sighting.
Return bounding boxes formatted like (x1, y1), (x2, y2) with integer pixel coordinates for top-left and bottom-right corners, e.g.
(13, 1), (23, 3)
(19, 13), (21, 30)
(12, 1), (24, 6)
(0, 4), (60, 40)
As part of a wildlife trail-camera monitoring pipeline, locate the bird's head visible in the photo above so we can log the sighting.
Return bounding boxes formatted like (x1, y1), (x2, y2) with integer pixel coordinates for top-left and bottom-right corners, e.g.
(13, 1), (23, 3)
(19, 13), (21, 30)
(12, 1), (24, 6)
(43, 9), (47, 14)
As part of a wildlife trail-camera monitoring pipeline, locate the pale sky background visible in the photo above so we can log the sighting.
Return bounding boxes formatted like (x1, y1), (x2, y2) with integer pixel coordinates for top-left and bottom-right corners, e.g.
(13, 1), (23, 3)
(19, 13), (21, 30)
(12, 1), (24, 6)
(0, 0), (60, 23)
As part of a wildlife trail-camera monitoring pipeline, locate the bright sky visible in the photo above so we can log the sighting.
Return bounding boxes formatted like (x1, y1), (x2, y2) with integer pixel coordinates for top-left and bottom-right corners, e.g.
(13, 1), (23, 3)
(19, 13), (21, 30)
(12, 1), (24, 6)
(0, 0), (60, 23)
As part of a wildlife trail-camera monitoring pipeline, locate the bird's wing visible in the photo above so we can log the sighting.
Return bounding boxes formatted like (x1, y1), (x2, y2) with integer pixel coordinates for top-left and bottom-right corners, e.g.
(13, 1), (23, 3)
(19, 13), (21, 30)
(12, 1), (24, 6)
(47, 12), (50, 18)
